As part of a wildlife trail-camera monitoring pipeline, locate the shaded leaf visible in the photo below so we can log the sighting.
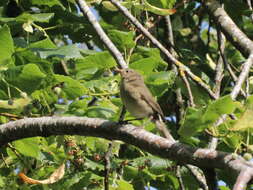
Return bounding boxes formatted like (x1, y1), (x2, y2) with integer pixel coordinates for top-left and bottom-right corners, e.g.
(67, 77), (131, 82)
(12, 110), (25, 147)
(13, 137), (40, 158)
(108, 30), (135, 51)
(3, 64), (46, 94)
(0, 25), (14, 68)
(203, 95), (237, 123)
(35, 44), (82, 59)
(54, 75), (87, 99)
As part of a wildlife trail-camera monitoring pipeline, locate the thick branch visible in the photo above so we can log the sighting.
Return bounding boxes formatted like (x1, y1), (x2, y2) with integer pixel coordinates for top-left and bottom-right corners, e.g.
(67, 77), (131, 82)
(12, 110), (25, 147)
(204, 0), (253, 57)
(0, 116), (253, 178)
(233, 168), (253, 190)
(76, 0), (127, 69)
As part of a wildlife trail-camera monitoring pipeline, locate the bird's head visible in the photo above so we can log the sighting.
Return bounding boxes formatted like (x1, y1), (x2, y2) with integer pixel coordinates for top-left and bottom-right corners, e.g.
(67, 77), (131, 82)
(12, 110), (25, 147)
(116, 68), (142, 82)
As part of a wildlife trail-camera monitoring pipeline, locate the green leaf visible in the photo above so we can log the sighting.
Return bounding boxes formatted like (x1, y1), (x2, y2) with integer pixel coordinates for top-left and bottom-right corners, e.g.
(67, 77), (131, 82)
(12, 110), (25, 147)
(69, 172), (92, 190)
(219, 186), (231, 190)
(102, 1), (132, 11)
(178, 107), (205, 138)
(29, 38), (56, 49)
(135, 46), (166, 61)
(203, 95), (237, 123)
(246, 95), (253, 107)
(0, 25), (14, 68)
(132, 156), (172, 174)
(123, 166), (139, 180)
(0, 97), (31, 111)
(54, 75), (87, 99)
(16, 13), (55, 23)
(83, 76), (119, 94)
(69, 99), (88, 112)
(108, 30), (135, 51)
(84, 158), (104, 171)
(31, 0), (64, 8)
(63, 172), (90, 188)
(0, 13), (54, 23)
(76, 51), (116, 71)
(146, 0), (176, 8)
(140, 0), (176, 16)
(146, 71), (176, 97)
(86, 106), (115, 119)
(130, 57), (159, 74)
(13, 137), (40, 158)
(3, 64), (46, 94)
(159, 0), (176, 8)
(223, 133), (242, 148)
(36, 44), (82, 59)
(179, 96), (238, 137)
(0, 176), (4, 187)
(116, 180), (134, 190)
(230, 98), (253, 131)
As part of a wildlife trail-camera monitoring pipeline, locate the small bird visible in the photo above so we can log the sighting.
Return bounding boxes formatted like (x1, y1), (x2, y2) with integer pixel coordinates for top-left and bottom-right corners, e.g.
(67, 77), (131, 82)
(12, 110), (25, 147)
(117, 68), (174, 142)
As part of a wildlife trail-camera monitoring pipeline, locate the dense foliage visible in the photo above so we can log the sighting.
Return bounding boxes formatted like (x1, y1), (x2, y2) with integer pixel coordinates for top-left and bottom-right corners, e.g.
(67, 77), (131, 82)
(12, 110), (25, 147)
(0, 0), (253, 189)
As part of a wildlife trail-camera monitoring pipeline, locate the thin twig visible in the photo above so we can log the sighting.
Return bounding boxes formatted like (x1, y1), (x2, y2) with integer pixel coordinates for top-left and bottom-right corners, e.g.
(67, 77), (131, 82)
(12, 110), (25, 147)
(1, 153), (9, 168)
(180, 70), (195, 107)
(104, 105), (126, 189)
(214, 27), (225, 98)
(186, 165), (208, 190)
(176, 165), (186, 190)
(208, 26), (225, 151)
(109, 0), (216, 99)
(246, 77), (250, 97)
(217, 28), (247, 98)
(104, 142), (113, 190)
(127, 17), (162, 64)
(76, 0), (127, 69)
(164, 15), (178, 56)
(60, 60), (70, 75)
(230, 54), (253, 99)
(246, 0), (253, 22)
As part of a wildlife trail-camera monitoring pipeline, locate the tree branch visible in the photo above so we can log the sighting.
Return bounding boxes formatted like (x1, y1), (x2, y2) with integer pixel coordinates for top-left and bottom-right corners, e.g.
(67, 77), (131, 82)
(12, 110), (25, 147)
(230, 54), (253, 99)
(233, 168), (253, 190)
(186, 165), (208, 190)
(1, 116), (253, 181)
(109, 0), (216, 99)
(104, 142), (113, 190)
(204, 0), (253, 57)
(76, 0), (127, 69)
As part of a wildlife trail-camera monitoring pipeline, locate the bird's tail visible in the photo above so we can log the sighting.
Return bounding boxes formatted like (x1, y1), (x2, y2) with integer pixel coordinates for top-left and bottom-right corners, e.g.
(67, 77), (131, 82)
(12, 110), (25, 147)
(154, 115), (175, 142)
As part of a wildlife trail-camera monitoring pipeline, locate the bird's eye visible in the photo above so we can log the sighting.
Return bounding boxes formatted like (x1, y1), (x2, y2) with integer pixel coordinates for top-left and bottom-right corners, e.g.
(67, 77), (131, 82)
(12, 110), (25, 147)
(126, 70), (129, 73)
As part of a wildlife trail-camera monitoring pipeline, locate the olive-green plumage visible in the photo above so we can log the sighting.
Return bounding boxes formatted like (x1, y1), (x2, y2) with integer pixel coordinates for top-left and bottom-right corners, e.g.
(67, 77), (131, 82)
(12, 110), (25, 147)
(118, 68), (164, 120)
(118, 68), (174, 142)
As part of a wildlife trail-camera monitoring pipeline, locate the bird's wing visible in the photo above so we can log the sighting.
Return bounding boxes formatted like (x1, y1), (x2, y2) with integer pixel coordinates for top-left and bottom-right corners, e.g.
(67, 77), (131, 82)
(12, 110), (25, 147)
(137, 85), (165, 118)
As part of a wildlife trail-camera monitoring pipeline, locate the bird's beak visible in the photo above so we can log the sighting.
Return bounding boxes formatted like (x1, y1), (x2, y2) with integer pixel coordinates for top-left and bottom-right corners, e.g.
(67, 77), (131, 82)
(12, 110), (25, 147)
(115, 68), (122, 74)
